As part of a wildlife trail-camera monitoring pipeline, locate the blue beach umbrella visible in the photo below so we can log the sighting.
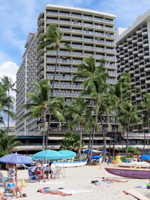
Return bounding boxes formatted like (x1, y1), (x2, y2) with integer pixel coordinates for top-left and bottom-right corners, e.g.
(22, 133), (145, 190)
(59, 150), (76, 159)
(32, 150), (64, 161)
(83, 149), (94, 153)
(0, 154), (33, 164)
(100, 151), (109, 154)
(140, 155), (150, 160)
(91, 155), (102, 159)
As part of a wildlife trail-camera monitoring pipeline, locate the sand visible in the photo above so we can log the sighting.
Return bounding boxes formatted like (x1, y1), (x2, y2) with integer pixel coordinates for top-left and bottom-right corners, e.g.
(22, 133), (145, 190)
(1, 165), (150, 200)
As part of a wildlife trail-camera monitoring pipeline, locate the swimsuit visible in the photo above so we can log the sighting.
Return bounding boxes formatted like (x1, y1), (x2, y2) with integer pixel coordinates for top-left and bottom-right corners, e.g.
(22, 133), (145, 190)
(7, 182), (15, 189)
(45, 188), (56, 193)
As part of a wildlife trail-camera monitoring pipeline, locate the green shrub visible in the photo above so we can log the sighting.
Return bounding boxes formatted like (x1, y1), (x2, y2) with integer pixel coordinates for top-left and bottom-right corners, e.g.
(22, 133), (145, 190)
(121, 156), (126, 162)
(0, 151), (9, 157)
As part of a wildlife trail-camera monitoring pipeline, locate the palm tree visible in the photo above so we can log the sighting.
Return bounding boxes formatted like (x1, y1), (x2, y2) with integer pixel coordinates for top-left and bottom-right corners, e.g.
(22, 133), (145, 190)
(65, 97), (90, 159)
(1, 76), (18, 132)
(119, 101), (141, 158)
(45, 96), (65, 148)
(20, 79), (50, 150)
(37, 24), (73, 147)
(0, 130), (22, 153)
(20, 79), (65, 150)
(81, 77), (109, 159)
(0, 82), (15, 127)
(73, 56), (108, 88)
(139, 93), (150, 154)
(84, 112), (99, 163)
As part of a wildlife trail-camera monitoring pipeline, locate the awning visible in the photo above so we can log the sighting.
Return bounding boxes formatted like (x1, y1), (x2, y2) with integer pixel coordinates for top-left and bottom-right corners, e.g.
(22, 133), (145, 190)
(48, 137), (64, 140)
(15, 145), (60, 151)
(83, 137), (112, 140)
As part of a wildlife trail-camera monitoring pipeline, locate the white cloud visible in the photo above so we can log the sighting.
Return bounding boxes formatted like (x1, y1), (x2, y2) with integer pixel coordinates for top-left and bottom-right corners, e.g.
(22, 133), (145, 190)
(0, 61), (19, 83)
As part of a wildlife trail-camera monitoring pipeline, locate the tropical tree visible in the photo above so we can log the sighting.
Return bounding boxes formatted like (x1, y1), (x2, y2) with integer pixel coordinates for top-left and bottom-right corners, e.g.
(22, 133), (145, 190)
(139, 93), (150, 154)
(60, 132), (84, 152)
(20, 79), (65, 150)
(84, 114), (99, 163)
(119, 101), (142, 158)
(37, 24), (73, 147)
(0, 130), (22, 153)
(82, 77), (109, 160)
(0, 82), (15, 128)
(65, 97), (90, 159)
(1, 76), (18, 132)
(20, 79), (50, 150)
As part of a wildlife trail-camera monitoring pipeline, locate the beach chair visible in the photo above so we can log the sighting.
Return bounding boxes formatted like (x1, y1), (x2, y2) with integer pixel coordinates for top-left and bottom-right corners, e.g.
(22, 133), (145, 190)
(123, 188), (150, 200)
(28, 168), (39, 182)
(3, 177), (15, 196)
(52, 167), (63, 179)
(0, 172), (4, 183)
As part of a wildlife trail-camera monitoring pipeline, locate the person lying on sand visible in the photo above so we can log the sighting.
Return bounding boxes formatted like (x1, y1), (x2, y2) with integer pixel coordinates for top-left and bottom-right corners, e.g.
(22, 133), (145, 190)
(37, 188), (72, 196)
(102, 177), (128, 183)
(5, 176), (23, 198)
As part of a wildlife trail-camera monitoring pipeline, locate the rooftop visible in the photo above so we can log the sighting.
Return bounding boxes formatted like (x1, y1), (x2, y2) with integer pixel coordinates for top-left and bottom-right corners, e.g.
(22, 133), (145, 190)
(45, 4), (116, 18)
(116, 8), (150, 43)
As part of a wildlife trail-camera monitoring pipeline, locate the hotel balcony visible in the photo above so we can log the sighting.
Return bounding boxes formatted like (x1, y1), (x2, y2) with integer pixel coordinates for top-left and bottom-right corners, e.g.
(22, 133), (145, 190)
(46, 11), (115, 25)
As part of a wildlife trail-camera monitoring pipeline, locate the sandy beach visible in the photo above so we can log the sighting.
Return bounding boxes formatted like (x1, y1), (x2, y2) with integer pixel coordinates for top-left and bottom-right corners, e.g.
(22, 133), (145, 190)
(1, 165), (150, 200)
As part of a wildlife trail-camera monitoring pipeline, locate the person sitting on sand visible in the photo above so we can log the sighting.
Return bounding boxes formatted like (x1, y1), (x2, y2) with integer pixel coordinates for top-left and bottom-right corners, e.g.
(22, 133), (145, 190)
(5, 176), (23, 198)
(37, 188), (72, 196)
(102, 177), (128, 183)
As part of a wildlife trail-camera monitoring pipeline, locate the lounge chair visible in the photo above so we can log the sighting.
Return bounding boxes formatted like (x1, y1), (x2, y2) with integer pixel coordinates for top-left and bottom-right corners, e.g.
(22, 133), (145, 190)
(3, 177), (16, 196)
(123, 188), (150, 200)
(0, 172), (4, 183)
(28, 168), (40, 182)
(52, 167), (63, 179)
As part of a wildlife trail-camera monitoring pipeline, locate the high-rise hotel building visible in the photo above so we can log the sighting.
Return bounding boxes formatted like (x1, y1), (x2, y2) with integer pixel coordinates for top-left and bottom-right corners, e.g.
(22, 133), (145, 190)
(16, 5), (117, 152)
(116, 9), (150, 134)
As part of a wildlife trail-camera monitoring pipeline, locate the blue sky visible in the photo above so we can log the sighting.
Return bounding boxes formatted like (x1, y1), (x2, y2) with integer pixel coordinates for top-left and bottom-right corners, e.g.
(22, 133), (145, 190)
(0, 0), (150, 125)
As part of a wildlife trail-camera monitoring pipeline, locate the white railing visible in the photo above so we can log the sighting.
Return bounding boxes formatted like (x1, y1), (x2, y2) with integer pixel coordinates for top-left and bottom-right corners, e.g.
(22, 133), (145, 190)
(47, 50), (116, 61)
(62, 35), (116, 46)
(46, 11), (115, 24)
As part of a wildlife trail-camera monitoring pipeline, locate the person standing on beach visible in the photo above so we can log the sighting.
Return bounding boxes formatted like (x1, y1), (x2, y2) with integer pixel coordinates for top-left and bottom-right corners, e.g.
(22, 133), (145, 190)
(6, 163), (18, 186)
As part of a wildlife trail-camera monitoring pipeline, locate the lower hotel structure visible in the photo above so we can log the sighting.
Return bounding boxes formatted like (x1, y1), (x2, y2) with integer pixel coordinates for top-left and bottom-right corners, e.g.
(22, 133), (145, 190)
(15, 4), (146, 154)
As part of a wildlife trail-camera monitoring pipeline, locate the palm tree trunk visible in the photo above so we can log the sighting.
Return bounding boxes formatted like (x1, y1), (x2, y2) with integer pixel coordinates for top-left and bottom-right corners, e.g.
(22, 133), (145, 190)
(126, 118), (130, 158)
(142, 114), (147, 155)
(103, 116), (107, 162)
(113, 110), (117, 160)
(79, 123), (82, 160)
(43, 109), (46, 151)
(90, 101), (98, 163)
(7, 90), (10, 133)
(122, 120), (125, 152)
(87, 128), (92, 162)
(45, 47), (59, 150)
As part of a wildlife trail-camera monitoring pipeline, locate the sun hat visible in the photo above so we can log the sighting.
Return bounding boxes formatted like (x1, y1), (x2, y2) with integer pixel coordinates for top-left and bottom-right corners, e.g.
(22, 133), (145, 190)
(8, 176), (14, 179)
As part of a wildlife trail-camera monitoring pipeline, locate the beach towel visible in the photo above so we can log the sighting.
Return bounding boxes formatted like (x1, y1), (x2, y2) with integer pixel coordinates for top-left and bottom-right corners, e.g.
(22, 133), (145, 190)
(135, 185), (147, 188)
(39, 182), (63, 184)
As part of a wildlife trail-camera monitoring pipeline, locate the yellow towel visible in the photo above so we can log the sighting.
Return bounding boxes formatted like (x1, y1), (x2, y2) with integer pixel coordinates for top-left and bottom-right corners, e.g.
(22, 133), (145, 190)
(21, 179), (27, 187)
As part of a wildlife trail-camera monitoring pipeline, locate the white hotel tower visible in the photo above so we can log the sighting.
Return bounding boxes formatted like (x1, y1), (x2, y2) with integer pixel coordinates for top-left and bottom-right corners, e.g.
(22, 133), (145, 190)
(16, 5), (117, 152)
(116, 9), (150, 148)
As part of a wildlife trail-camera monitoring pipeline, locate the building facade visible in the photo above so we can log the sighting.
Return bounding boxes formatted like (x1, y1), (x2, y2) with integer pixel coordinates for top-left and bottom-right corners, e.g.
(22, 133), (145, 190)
(116, 9), (150, 149)
(16, 5), (117, 153)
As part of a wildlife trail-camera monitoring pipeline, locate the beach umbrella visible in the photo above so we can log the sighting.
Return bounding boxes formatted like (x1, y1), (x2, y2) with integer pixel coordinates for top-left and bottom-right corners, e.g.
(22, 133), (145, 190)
(0, 154), (33, 164)
(100, 151), (109, 154)
(83, 149), (94, 153)
(140, 155), (150, 160)
(91, 155), (102, 159)
(32, 150), (64, 160)
(59, 150), (76, 159)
